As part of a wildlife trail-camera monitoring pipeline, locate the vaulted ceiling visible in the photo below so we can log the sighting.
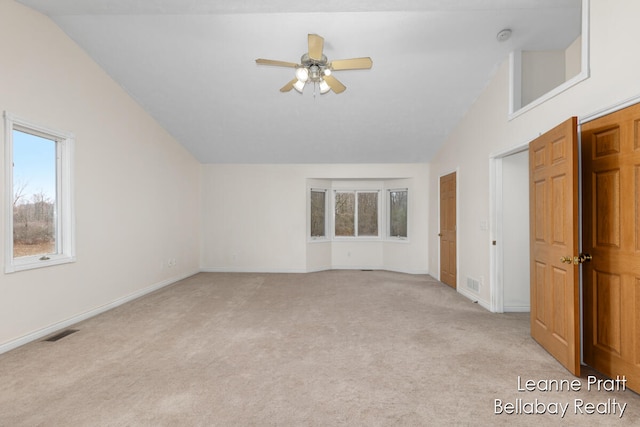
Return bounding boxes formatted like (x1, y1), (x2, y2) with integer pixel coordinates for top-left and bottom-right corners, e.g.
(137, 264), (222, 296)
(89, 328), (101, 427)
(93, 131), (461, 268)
(17, 0), (581, 163)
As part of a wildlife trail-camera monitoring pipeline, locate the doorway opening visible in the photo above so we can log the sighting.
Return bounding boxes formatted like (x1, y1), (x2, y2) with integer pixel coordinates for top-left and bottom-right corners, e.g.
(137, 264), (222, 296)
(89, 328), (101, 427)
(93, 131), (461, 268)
(490, 143), (530, 313)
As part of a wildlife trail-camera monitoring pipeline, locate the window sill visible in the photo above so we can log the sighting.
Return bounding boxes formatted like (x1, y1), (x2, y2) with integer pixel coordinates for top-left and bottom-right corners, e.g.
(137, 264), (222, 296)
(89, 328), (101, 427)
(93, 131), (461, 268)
(308, 237), (410, 243)
(332, 237), (382, 242)
(6, 254), (76, 273)
(308, 237), (330, 243)
(385, 238), (410, 243)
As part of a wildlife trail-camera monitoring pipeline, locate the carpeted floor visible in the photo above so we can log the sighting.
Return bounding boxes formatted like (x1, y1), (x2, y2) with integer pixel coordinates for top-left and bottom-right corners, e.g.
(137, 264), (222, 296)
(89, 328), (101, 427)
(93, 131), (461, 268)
(0, 270), (637, 426)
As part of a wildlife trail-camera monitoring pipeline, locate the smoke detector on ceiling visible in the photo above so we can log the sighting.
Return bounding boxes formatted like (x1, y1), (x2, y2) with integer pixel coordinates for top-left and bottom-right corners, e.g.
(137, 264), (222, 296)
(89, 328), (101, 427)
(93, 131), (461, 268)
(496, 29), (512, 42)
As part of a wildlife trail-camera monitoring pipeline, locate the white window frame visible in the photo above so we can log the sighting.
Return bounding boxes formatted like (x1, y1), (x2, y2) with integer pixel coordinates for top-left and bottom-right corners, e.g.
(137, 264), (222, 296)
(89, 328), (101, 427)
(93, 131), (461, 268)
(332, 189), (381, 240)
(387, 188), (408, 240)
(309, 188), (328, 241)
(4, 112), (76, 273)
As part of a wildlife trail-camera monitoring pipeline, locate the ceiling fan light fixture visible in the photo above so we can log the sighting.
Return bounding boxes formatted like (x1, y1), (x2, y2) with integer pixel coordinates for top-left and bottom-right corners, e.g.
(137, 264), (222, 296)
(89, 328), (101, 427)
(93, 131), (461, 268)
(309, 65), (321, 81)
(295, 67), (309, 82)
(319, 79), (331, 94)
(293, 79), (306, 93)
(256, 34), (373, 95)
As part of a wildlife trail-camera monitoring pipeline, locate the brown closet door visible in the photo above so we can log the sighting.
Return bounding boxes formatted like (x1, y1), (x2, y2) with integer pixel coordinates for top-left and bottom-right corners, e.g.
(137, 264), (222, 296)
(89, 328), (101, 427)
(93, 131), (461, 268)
(582, 103), (640, 393)
(529, 117), (580, 375)
(440, 172), (456, 288)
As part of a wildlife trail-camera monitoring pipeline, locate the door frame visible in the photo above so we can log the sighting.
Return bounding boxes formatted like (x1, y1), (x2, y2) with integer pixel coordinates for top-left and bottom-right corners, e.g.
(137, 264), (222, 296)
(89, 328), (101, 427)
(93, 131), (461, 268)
(489, 140), (530, 313)
(489, 95), (640, 314)
(489, 94), (640, 376)
(437, 168), (459, 289)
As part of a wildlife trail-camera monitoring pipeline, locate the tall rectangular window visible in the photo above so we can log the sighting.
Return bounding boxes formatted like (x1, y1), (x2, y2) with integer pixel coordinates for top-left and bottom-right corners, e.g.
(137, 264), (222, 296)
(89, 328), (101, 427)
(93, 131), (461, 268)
(357, 192), (378, 236)
(12, 130), (57, 257)
(334, 192), (355, 236)
(4, 112), (75, 272)
(334, 190), (379, 237)
(310, 189), (326, 238)
(389, 189), (408, 238)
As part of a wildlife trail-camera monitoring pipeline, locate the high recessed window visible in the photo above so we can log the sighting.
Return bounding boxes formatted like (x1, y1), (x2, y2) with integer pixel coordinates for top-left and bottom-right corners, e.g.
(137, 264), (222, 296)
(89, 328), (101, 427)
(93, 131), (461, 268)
(509, 0), (589, 117)
(4, 112), (75, 272)
(389, 189), (408, 239)
(334, 190), (379, 238)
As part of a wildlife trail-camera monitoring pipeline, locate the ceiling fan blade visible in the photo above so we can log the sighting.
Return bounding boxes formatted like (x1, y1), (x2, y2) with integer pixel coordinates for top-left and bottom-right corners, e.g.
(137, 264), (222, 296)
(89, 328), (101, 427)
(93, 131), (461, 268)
(280, 78), (298, 92)
(323, 75), (346, 94)
(308, 34), (324, 61)
(256, 58), (299, 68)
(330, 57), (373, 70)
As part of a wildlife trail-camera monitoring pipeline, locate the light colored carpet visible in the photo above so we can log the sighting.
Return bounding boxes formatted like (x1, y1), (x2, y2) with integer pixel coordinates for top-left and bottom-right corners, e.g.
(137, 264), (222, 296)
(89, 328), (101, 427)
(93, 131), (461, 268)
(0, 270), (637, 426)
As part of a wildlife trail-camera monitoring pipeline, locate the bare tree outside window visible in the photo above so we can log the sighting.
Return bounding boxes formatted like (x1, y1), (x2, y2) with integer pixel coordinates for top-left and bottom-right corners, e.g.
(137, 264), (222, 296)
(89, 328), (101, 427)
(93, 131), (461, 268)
(334, 191), (378, 237)
(310, 190), (326, 237)
(12, 130), (57, 258)
(357, 192), (378, 236)
(389, 190), (408, 238)
(334, 192), (355, 236)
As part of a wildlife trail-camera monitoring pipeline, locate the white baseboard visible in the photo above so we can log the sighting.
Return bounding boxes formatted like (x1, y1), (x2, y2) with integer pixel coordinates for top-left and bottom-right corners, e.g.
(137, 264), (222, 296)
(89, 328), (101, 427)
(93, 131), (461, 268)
(201, 266), (429, 275)
(0, 270), (198, 355)
(383, 267), (429, 275)
(504, 306), (531, 313)
(199, 267), (308, 273)
(325, 265), (429, 275)
(457, 287), (491, 311)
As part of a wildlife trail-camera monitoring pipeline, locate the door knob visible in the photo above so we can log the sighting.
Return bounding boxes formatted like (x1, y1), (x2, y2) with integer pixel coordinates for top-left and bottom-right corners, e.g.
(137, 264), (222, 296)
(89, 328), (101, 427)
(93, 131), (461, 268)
(573, 253), (592, 264)
(560, 256), (573, 264)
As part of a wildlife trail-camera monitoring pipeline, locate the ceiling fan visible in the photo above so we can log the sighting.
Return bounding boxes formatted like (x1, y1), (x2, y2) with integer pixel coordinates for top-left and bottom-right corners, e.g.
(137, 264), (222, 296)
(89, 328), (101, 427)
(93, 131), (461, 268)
(255, 34), (373, 95)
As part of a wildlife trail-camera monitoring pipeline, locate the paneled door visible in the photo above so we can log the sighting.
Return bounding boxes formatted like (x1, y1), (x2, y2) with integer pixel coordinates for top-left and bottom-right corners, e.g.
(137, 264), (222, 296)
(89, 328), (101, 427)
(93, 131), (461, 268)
(529, 117), (581, 375)
(581, 103), (640, 392)
(440, 172), (457, 288)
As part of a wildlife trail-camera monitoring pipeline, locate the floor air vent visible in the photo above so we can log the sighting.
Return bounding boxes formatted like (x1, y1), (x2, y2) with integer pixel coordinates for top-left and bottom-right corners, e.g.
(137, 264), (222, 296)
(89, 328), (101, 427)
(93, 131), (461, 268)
(44, 329), (79, 342)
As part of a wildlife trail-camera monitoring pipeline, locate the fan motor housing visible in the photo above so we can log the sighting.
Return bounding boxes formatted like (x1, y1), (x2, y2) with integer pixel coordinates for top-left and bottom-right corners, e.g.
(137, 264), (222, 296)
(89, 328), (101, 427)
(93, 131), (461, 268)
(301, 53), (328, 67)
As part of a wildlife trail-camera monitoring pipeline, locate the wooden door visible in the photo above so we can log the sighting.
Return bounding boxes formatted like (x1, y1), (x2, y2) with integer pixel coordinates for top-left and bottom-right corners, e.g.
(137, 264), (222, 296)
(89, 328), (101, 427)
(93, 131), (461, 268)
(581, 104), (640, 392)
(440, 172), (457, 288)
(529, 117), (580, 375)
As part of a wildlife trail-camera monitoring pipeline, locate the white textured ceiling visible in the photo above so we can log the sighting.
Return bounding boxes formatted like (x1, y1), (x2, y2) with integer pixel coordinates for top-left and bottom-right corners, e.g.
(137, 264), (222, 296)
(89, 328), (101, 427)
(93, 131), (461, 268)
(17, 0), (581, 163)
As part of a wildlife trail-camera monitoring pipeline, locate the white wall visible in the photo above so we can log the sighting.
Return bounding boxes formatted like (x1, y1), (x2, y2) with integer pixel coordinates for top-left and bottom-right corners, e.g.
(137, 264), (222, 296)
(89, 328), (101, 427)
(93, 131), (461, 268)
(428, 0), (640, 308)
(565, 36), (583, 81)
(0, 1), (201, 351)
(521, 50), (566, 107)
(201, 163), (429, 274)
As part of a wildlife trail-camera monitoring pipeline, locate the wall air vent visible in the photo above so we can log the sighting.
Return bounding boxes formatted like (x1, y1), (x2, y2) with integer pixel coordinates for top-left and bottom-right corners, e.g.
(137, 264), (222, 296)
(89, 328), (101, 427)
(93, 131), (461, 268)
(466, 277), (480, 293)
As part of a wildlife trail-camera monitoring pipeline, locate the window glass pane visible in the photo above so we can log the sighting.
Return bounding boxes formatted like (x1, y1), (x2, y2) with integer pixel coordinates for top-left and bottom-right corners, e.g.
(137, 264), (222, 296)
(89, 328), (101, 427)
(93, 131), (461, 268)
(390, 190), (408, 238)
(357, 192), (378, 236)
(310, 190), (326, 237)
(335, 192), (355, 236)
(12, 129), (57, 258)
